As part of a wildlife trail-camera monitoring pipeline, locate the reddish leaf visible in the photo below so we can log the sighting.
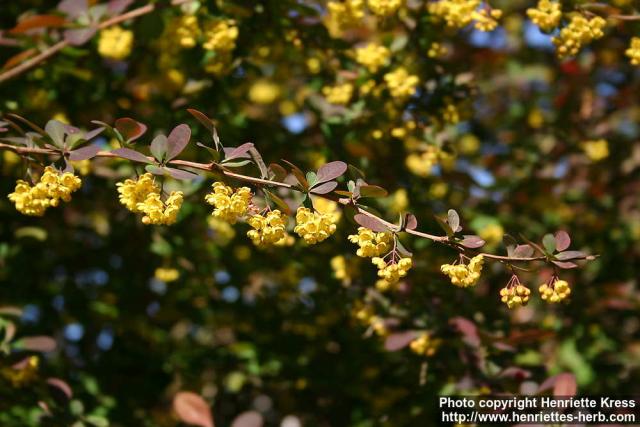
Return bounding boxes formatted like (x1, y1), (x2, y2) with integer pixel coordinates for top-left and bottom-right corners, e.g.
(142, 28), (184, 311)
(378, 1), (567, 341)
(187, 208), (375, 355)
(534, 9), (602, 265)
(68, 144), (101, 161)
(173, 392), (214, 427)
(555, 230), (571, 251)
(164, 167), (199, 180)
(513, 244), (534, 258)
(405, 214), (418, 230)
(166, 124), (191, 160)
(450, 317), (480, 347)
(16, 336), (57, 352)
(231, 411), (263, 427)
(459, 235), (485, 249)
(384, 331), (417, 351)
(187, 109), (215, 133)
(63, 27), (96, 45)
(47, 378), (73, 399)
(225, 143), (254, 160)
(499, 367), (531, 380)
(539, 373), (577, 397)
(2, 48), (37, 70)
(58, 0), (88, 18)
(552, 260), (578, 269)
(111, 148), (152, 164)
(353, 213), (388, 232)
(9, 15), (67, 34)
(310, 181), (338, 194)
(108, 0), (133, 15)
(316, 161), (347, 183)
(269, 163), (288, 181)
(115, 118), (147, 143)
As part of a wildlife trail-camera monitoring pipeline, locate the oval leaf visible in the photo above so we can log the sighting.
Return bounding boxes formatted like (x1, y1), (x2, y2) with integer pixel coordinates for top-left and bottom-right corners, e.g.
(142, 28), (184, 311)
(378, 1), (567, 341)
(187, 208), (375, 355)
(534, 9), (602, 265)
(111, 147), (152, 164)
(9, 15), (67, 34)
(555, 230), (571, 251)
(150, 135), (168, 163)
(316, 161), (347, 183)
(405, 214), (418, 231)
(310, 181), (338, 195)
(231, 411), (263, 427)
(358, 185), (387, 198)
(555, 250), (587, 261)
(115, 118), (147, 143)
(353, 213), (388, 232)
(513, 244), (534, 258)
(166, 124), (191, 160)
(553, 373), (577, 397)
(384, 331), (417, 351)
(16, 336), (57, 352)
(173, 392), (214, 427)
(47, 378), (73, 399)
(447, 209), (460, 233)
(164, 167), (199, 180)
(64, 28), (96, 46)
(459, 235), (485, 249)
(542, 233), (556, 254)
(69, 144), (101, 161)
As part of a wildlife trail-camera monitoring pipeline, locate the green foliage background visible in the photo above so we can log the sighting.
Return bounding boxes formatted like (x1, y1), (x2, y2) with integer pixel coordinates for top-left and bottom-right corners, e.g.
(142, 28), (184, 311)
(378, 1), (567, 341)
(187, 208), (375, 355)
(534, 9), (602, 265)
(1, 0), (639, 426)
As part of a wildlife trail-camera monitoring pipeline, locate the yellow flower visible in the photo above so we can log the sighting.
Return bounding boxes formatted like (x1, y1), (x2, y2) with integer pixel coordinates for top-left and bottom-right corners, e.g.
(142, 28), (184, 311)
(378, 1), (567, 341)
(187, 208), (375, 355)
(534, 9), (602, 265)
(409, 333), (441, 357)
(427, 42), (447, 58)
(116, 173), (160, 213)
(552, 15), (606, 58)
(355, 43), (390, 72)
(348, 227), (393, 257)
(527, 0), (562, 32)
(478, 223), (504, 246)
(327, 0), (365, 29)
(428, 0), (479, 29)
(167, 15), (200, 48)
(405, 146), (439, 177)
(539, 279), (571, 303)
(138, 191), (184, 225)
(1, 356), (39, 387)
(322, 83), (354, 105)
(472, 8), (502, 32)
(208, 217), (236, 245)
(294, 207), (337, 244)
(155, 267), (180, 282)
(371, 256), (412, 291)
(8, 166), (82, 216)
(500, 284), (531, 308)
(249, 80), (281, 104)
(202, 19), (238, 52)
(247, 210), (288, 246)
(367, 0), (403, 16)
(204, 182), (252, 224)
(98, 26), (133, 60)
(384, 67), (419, 98)
(582, 139), (609, 161)
(440, 255), (484, 287)
(626, 37), (640, 65)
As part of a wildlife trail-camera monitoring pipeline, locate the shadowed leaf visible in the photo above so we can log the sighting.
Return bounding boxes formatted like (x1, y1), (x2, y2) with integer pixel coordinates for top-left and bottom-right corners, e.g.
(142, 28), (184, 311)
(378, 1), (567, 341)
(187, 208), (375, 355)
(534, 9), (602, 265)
(405, 214), (418, 230)
(164, 167), (199, 180)
(555, 230), (571, 251)
(384, 331), (417, 351)
(542, 233), (556, 253)
(150, 135), (168, 163)
(166, 124), (191, 160)
(47, 378), (73, 399)
(447, 209), (460, 232)
(353, 213), (388, 232)
(16, 336), (57, 352)
(69, 144), (100, 161)
(111, 148), (152, 164)
(231, 411), (263, 427)
(173, 392), (214, 427)
(310, 181), (337, 194)
(317, 161), (347, 183)
(358, 185), (387, 198)
(460, 235), (485, 249)
(9, 15), (67, 34)
(115, 118), (147, 143)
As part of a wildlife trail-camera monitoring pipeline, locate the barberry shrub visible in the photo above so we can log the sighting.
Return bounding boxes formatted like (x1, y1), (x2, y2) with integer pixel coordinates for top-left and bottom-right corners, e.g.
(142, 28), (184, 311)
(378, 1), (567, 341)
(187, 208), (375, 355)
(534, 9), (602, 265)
(0, 0), (636, 426)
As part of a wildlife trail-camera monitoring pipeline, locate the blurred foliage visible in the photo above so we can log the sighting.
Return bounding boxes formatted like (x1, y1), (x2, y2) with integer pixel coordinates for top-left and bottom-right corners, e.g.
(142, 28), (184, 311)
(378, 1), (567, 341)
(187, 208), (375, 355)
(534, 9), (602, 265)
(1, 0), (640, 426)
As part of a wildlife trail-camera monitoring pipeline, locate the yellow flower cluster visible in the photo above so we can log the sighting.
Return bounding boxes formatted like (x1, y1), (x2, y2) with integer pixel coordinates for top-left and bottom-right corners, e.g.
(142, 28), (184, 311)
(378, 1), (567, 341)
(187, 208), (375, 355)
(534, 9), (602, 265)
(155, 267), (180, 282)
(405, 146), (440, 177)
(384, 67), (419, 98)
(116, 173), (183, 225)
(500, 284), (531, 309)
(98, 26), (133, 60)
(367, 0), (403, 17)
(204, 182), (252, 224)
(348, 227), (393, 257)
(553, 15), (606, 58)
(626, 37), (640, 65)
(247, 210), (287, 246)
(409, 333), (441, 357)
(116, 173), (159, 213)
(478, 223), (504, 246)
(249, 80), (281, 104)
(440, 255), (484, 287)
(427, 42), (447, 58)
(138, 191), (184, 225)
(203, 19), (239, 52)
(371, 257), (412, 291)
(539, 279), (571, 303)
(294, 207), (337, 244)
(472, 8), (502, 32)
(322, 83), (354, 105)
(442, 102), (460, 124)
(167, 15), (200, 48)
(355, 43), (390, 73)
(526, 0), (562, 32)
(9, 166), (82, 216)
(1, 356), (39, 387)
(582, 139), (609, 161)
(327, 0), (365, 28)
(428, 0), (479, 29)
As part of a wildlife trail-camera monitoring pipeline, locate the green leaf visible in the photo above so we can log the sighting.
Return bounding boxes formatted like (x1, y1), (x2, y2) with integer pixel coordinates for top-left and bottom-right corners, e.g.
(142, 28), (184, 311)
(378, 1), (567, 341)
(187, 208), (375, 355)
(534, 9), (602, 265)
(150, 135), (168, 163)
(542, 233), (556, 254)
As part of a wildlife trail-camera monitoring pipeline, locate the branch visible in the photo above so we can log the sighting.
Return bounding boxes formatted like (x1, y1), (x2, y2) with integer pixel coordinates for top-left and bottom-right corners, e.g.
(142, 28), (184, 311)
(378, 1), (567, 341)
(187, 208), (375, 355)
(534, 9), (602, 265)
(0, 142), (594, 265)
(0, 0), (192, 84)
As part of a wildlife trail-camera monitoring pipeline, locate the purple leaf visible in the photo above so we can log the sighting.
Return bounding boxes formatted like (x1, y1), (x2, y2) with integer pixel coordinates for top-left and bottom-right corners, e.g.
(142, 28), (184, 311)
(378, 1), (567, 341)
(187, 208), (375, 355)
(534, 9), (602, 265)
(164, 167), (199, 180)
(269, 163), (288, 181)
(111, 148), (152, 164)
(555, 230), (571, 251)
(353, 213), (388, 232)
(166, 124), (191, 160)
(107, 0), (133, 15)
(555, 250), (587, 261)
(225, 142), (254, 160)
(405, 214), (418, 230)
(552, 260), (578, 269)
(115, 118), (147, 143)
(173, 392), (214, 427)
(384, 331), (417, 351)
(16, 336), (57, 352)
(47, 378), (73, 399)
(187, 109), (215, 133)
(513, 244), (534, 258)
(316, 161), (347, 183)
(460, 235), (485, 249)
(84, 126), (104, 141)
(231, 411), (263, 427)
(58, 0), (88, 18)
(63, 27), (96, 45)
(450, 317), (480, 348)
(68, 144), (101, 161)
(539, 373), (577, 397)
(310, 181), (338, 194)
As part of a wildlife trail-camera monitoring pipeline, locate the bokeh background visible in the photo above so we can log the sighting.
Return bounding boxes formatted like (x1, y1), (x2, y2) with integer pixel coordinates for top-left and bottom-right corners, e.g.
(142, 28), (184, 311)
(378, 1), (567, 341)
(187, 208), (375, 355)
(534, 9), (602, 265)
(1, 0), (639, 426)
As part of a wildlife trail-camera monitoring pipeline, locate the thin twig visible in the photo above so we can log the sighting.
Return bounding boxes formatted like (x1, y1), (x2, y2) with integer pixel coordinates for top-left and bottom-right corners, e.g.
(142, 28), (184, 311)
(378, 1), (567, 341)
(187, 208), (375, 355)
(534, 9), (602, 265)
(0, 0), (191, 84)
